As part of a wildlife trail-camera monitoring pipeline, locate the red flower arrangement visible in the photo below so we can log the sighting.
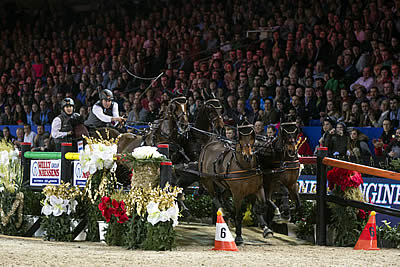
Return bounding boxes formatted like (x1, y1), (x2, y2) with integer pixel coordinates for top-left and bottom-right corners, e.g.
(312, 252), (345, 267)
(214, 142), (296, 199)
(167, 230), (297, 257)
(98, 196), (129, 223)
(327, 167), (363, 191)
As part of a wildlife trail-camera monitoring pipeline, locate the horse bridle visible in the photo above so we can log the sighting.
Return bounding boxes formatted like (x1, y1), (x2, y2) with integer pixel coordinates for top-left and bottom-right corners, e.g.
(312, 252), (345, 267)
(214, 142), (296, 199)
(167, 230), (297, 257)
(280, 122), (299, 159)
(236, 124), (256, 161)
(204, 99), (223, 131)
(170, 96), (189, 135)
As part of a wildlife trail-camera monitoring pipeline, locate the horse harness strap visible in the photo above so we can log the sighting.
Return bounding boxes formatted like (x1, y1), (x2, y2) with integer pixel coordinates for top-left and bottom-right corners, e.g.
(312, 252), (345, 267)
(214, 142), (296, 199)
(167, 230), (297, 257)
(272, 160), (301, 171)
(216, 169), (261, 181)
(282, 160), (301, 170)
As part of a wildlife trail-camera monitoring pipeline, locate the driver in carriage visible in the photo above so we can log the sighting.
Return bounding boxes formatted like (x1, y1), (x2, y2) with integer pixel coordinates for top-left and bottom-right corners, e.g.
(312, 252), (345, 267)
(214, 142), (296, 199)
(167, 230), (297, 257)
(51, 98), (83, 151)
(84, 89), (126, 133)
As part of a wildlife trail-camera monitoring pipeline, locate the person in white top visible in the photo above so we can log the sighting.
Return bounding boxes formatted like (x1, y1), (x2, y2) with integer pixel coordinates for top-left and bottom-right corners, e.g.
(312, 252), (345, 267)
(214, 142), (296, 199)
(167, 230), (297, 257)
(23, 124), (37, 147)
(84, 89), (125, 129)
(51, 98), (83, 151)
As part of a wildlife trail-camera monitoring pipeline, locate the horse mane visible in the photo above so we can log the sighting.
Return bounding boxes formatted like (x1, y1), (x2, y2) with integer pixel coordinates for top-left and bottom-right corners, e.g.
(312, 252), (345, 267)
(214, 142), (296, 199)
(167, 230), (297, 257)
(194, 105), (211, 131)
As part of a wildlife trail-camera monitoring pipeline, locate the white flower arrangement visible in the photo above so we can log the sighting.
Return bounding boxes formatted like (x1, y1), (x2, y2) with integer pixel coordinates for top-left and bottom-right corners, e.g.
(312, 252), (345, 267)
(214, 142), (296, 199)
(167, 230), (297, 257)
(41, 195), (78, 217)
(131, 146), (166, 160)
(80, 143), (118, 174)
(146, 201), (179, 227)
(0, 143), (21, 193)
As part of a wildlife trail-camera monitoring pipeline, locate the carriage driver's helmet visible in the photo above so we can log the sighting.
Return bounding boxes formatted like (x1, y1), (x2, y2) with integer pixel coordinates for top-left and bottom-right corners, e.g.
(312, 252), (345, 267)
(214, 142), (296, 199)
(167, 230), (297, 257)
(61, 98), (74, 115)
(100, 89), (114, 101)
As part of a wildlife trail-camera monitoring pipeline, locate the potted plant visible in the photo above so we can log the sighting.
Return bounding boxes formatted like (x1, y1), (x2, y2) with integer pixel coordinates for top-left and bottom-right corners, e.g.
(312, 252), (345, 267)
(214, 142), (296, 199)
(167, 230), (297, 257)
(124, 185), (182, 250)
(120, 146), (167, 188)
(377, 220), (400, 248)
(41, 182), (81, 241)
(79, 135), (119, 241)
(0, 140), (25, 236)
(98, 191), (129, 246)
(326, 167), (369, 246)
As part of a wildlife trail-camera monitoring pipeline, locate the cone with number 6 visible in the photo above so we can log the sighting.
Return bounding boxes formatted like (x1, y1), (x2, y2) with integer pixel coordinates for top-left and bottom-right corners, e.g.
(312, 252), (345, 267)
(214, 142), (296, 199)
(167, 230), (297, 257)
(354, 211), (380, 250)
(212, 210), (239, 251)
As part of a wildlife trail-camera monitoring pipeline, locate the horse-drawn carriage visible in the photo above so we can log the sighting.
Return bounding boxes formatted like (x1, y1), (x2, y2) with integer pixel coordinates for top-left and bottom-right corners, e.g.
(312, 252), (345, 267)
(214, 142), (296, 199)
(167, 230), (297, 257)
(69, 96), (303, 245)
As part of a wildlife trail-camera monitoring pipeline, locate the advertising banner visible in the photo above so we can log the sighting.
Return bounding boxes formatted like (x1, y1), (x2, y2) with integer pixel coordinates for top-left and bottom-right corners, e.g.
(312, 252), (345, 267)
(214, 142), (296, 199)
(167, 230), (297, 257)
(299, 175), (400, 226)
(73, 160), (89, 187)
(30, 159), (61, 186)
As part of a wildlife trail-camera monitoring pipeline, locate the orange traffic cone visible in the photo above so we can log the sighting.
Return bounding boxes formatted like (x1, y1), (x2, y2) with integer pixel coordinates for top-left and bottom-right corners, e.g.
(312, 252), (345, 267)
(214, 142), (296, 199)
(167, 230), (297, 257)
(212, 210), (239, 251)
(354, 211), (380, 250)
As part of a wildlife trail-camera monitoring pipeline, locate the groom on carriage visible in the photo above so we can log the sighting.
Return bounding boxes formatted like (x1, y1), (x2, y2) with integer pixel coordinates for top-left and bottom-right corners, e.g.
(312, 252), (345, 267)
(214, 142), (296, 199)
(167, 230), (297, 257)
(50, 98), (84, 151)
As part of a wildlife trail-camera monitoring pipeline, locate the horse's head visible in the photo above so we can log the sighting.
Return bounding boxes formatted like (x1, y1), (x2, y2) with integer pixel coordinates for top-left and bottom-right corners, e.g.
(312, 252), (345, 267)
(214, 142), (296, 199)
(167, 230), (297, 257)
(236, 123), (256, 162)
(169, 96), (189, 134)
(204, 99), (224, 134)
(279, 122), (299, 159)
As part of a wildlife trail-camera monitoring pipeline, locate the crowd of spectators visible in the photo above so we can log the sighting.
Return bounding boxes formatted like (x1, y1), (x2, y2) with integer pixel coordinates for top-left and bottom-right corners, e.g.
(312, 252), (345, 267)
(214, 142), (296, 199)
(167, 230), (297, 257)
(1, 0), (400, 162)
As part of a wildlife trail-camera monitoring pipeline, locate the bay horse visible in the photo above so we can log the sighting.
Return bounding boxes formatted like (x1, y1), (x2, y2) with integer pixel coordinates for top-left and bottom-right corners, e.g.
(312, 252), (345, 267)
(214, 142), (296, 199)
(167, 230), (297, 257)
(256, 122), (301, 224)
(173, 98), (225, 192)
(116, 96), (189, 158)
(199, 124), (272, 245)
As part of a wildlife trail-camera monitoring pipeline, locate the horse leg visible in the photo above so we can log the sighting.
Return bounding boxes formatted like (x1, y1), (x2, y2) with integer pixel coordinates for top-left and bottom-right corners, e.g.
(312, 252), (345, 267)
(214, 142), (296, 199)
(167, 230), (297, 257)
(264, 175), (283, 224)
(279, 182), (291, 223)
(233, 196), (244, 245)
(254, 186), (273, 238)
(289, 182), (303, 216)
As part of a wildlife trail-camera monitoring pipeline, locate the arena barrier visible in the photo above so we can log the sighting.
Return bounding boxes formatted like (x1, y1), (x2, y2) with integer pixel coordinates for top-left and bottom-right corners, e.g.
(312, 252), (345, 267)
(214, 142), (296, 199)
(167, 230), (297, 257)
(299, 149), (400, 246)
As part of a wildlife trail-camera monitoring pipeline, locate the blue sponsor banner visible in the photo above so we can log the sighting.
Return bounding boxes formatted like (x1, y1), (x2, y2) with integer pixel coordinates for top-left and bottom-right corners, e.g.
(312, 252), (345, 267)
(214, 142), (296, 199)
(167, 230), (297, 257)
(299, 175), (400, 226)
(30, 159), (61, 186)
(73, 161), (89, 187)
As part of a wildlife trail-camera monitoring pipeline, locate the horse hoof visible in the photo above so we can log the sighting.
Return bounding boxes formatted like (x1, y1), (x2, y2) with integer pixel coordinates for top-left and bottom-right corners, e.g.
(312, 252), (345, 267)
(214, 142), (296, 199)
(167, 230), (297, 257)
(263, 229), (274, 238)
(235, 236), (244, 246)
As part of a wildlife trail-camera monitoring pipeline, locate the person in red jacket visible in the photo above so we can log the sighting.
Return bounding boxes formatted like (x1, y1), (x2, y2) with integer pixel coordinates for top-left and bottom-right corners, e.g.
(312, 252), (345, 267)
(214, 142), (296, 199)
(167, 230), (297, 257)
(296, 117), (313, 156)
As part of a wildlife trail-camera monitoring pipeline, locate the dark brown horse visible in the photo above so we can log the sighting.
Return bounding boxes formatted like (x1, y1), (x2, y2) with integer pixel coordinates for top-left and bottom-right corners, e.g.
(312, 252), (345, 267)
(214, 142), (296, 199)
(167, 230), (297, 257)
(172, 98), (225, 191)
(199, 124), (272, 245)
(256, 122), (301, 223)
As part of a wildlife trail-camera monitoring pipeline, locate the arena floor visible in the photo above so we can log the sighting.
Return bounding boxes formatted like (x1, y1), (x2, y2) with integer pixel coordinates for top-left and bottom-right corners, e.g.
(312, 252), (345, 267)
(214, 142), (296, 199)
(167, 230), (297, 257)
(0, 222), (398, 266)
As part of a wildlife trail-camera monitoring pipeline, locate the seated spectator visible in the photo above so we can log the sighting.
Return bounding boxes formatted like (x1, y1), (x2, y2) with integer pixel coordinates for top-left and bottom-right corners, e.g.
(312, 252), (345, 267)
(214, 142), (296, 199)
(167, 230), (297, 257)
(350, 67), (374, 92)
(348, 129), (372, 164)
(32, 124), (50, 151)
(325, 122), (350, 158)
(145, 101), (159, 123)
(14, 128), (24, 149)
(0, 105), (16, 125)
(1, 127), (15, 143)
(23, 124), (37, 146)
(21, 104), (32, 126)
(266, 125), (277, 138)
(233, 99), (254, 126)
(373, 119), (395, 157)
(260, 98), (279, 126)
(254, 120), (266, 136)
(79, 106), (88, 121)
(317, 117), (335, 150)
(127, 99), (148, 124)
(38, 100), (54, 126)
(359, 101), (374, 127)
(249, 98), (262, 123)
(384, 128), (400, 160)
(225, 127), (235, 140)
(387, 97), (400, 128)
